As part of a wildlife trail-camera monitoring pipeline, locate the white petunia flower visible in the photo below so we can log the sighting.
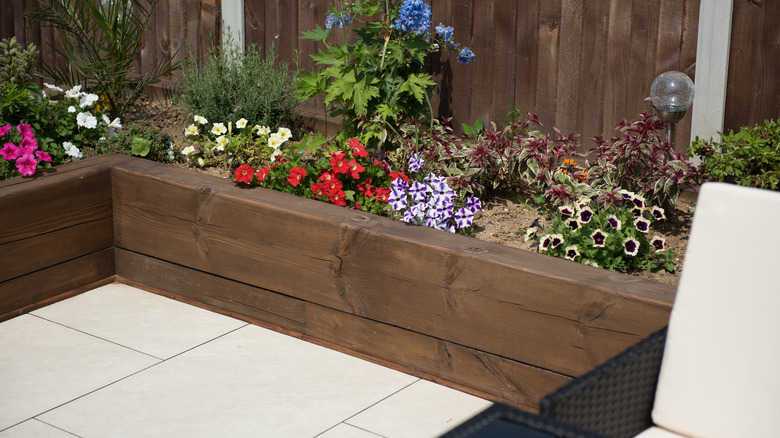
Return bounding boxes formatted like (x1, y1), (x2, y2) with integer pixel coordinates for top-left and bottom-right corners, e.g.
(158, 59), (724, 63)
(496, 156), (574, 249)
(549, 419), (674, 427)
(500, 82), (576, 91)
(215, 135), (229, 151)
(211, 122), (227, 136)
(254, 125), (270, 136)
(194, 115), (208, 125)
(181, 145), (196, 156)
(79, 93), (99, 108)
(65, 85), (83, 99)
(76, 112), (98, 129)
(236, 118), (248, 129)
(68, 106), (77, 113)
(276, 127), (292, 141)
(184, 125), (199, 136)
(268, 134), (283, 149)
(63, 141), (83, 160)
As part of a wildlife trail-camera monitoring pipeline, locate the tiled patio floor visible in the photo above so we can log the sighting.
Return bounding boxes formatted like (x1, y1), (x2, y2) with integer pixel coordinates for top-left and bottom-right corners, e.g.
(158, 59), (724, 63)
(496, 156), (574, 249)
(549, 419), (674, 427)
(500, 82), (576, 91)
(0, 283), (492, 437)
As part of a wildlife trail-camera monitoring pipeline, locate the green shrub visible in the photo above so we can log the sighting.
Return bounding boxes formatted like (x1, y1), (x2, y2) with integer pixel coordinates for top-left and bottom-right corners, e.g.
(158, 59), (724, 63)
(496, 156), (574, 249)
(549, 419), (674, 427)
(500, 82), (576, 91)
(0, 37), (39, 89)
(176, 35), (300, 132)
(30, 0), (182, 120)
(89, 124), (176, 162)
(689, 119), (780, 190)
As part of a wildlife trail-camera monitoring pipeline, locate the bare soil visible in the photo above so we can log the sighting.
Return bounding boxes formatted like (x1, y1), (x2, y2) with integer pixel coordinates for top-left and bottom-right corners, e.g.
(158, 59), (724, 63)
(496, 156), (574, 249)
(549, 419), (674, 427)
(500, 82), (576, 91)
(124, 96), (694, 285)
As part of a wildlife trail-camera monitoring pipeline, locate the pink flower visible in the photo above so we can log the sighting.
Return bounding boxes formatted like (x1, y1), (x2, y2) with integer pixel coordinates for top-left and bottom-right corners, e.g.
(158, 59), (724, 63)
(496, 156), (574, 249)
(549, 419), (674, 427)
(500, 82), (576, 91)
(0, 124), (11, 138)
(17, 123), (33, 139)
(18, 137), (38, 155)
(35, 150), (52, 162)
(15, 153), (37, 176)
(0, 142), (20, 160)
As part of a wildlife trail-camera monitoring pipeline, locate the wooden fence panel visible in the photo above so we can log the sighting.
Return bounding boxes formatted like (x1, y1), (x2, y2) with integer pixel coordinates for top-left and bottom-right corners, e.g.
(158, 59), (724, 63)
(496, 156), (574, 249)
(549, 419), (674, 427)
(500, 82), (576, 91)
(725, 0), (780, 133)
(2, 1), (777, 150)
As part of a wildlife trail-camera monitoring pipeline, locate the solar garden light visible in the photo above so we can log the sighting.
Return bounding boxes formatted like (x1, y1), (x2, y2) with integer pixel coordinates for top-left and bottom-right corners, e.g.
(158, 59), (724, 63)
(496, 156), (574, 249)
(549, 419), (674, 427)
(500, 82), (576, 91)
(650, 71), (695, 147)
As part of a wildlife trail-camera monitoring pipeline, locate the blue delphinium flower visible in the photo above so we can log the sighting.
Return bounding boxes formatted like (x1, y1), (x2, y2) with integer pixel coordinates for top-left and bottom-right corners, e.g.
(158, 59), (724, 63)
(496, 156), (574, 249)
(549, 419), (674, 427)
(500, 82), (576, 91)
(392, 0), (432, 35)
(325, 12), (352, 29)
(456, 47), (475, 64)
(435, 23), (454, 43)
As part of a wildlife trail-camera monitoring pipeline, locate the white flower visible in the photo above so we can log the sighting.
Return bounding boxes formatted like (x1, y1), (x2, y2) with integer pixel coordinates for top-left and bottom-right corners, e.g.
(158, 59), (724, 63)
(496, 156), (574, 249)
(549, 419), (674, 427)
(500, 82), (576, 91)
(276, 127), (292, 141)
(254, 125), (271, 136)
(65, 85), (82, 99)
(44, 83), (63, 92)
(107, 117), (122, 129)
(211, 122), (227, 136)
(104, 116), (122, 137)
(68, 106), (77, 113)
(79, 93), (99, 108)
(215, 135), (229, 151)
(268, 134), (283, 149)
(236, 118), (248, 129)
(63, 141), (82, 160)
(181, 145), (195, 156)
(184, 124), (199, 136)
(194, 115), (208, 125)
(197, 157), (205, 167)
(76, 112), (98, 129)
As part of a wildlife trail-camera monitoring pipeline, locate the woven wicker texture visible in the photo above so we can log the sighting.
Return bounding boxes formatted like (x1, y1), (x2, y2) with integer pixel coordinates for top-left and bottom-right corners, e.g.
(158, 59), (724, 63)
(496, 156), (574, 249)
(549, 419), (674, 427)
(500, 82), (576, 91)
(539, 328), (668, 438)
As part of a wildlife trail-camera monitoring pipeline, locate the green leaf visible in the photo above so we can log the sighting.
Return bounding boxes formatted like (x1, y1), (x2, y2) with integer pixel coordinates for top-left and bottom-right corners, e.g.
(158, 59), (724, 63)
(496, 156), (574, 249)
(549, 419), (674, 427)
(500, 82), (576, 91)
(325, 70), (379, 115)
(130, 136), (151, 157)
(297, 71), (328, 99)
(300, 25), (331, 42)
(398, 73), (435, 104)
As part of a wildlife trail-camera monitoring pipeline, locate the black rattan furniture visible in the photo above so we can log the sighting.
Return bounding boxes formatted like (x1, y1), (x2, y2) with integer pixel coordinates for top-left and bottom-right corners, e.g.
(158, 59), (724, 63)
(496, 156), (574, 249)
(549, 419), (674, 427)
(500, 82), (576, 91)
(442, 327), (667, 438)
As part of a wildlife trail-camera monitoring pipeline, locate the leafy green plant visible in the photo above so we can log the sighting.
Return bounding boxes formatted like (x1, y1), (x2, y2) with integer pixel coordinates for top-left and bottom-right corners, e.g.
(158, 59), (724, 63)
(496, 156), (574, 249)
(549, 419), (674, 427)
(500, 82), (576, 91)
(297, 0), (474, 142)
(586, 112), (701, 208)
(176, 35), (300, 132)
(93, 124), (175, 162)
(0, 37), (40, 89)
(30, 0), (182, 119)
(528, 191), (676, 273)
(689, 119), (780, 190)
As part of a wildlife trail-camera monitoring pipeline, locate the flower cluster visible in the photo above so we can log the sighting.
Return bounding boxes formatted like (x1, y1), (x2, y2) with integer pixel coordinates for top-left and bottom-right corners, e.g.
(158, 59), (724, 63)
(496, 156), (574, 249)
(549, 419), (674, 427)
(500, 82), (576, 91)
(325, 12), (352, 29)
(528, 189), (675, 273)
(433, 22), (475, 64)
(392, 0), (432, 35)
(388, 154), (482, 233)
(233, 138), (394, 214)
(0, 123), (52, 176)
(181, 115), (291, 168)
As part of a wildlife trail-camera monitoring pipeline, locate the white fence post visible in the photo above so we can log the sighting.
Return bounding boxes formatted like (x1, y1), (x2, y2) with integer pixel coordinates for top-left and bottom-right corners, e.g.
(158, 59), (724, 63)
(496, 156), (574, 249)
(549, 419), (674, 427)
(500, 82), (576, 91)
(221, 0), (246, 53)
(690, 0), (733, 145)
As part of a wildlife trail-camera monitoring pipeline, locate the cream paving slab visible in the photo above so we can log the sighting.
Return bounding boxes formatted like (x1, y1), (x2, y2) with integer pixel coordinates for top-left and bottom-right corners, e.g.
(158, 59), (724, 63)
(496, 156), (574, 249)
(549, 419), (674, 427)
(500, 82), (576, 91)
(346, 379), (493, 438)
(317, 423), (384, 438)
(0, 419), (77, 437)
(0, 315), (160, 431)
(39, 323), (422, 438)
(31, 283), (247, 359)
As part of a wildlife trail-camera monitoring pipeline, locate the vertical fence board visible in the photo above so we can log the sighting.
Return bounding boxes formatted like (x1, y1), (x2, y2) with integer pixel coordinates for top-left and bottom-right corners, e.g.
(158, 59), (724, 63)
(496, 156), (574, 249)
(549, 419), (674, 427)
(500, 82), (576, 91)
(449, 0), (475, 127)
(514, 1), (539, 116)
(555, 0), (584, 136)
(491, 0), (518, 120)
(577, 0), (609, 146)
(470, 0), (495, 124)
(535, 0), (561, 131)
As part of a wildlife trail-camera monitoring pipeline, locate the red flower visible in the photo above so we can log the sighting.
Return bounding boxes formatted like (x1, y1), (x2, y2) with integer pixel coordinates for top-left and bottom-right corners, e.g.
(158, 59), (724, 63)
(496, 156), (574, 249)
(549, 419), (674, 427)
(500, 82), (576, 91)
(256, 166), (271, 181)
(234, 164), (254, 183)
(329, 190), (347, 206)
(318, 170), (337, 182)
(348, 138), (368, 157)
(330, 151), (349, 174)
(375, 187), (391, 202)
(311, 182), (327, 199)
(358, 178), (377, 197)
(347, 159), (364, 179)
(326, 178), (343, 192)
(286, 166), (307, 187)
(389, 171), (410, 183)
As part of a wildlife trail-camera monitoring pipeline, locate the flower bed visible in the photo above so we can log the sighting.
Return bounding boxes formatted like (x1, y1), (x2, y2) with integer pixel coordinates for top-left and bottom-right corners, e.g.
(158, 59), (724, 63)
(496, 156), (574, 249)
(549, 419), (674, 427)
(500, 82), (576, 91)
(0, 155), (675, 412)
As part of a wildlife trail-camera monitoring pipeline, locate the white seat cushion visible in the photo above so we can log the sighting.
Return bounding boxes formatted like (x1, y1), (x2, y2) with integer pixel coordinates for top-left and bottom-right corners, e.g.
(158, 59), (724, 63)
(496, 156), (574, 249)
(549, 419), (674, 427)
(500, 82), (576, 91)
(634, 426), (688, 438)
(651, 183), (780, 438)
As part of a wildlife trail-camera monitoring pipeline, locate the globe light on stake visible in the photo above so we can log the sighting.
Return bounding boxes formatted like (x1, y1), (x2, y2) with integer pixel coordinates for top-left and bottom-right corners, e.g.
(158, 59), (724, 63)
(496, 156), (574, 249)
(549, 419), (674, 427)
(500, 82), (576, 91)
(650, 71), (695, 147)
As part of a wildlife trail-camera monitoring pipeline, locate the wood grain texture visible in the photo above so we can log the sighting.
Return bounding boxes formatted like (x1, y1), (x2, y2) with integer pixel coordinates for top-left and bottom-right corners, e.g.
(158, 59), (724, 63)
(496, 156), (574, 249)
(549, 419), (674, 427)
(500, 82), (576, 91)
(111, 158), (674, 378)
(0, 249), (115, 321)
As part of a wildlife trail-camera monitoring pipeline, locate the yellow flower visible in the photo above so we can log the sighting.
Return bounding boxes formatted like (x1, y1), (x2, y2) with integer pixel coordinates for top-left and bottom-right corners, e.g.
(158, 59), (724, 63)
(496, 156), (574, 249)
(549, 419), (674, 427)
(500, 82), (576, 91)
(254, 125), (271, 136)
(276, 127), (292, 141)
(194, 115), (208, 125)
(268, 134), (283, 149)
(236, 118), (248, 129)
(181, 145), (195, 156)
(184, 124), (198, 136)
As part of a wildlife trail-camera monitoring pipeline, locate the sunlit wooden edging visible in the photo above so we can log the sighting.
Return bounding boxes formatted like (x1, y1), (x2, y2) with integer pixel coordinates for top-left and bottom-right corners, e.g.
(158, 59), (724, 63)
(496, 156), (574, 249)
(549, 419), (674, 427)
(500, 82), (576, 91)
(0, 155), (675, 412)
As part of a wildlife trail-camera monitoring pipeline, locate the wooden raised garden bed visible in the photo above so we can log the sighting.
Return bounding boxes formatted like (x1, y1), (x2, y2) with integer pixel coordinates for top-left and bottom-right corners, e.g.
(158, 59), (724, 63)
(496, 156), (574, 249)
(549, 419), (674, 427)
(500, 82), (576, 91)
(0, 154), (676, 412)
